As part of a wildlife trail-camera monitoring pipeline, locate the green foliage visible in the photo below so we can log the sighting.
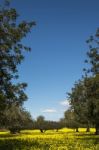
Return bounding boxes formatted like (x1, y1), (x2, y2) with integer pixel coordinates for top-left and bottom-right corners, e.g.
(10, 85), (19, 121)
(2, 104), (33, 133)
(0, 0), (35, 130)
(64, 109), (82, 130)
(83, 28), (99, 134)
(0, 1), (35, 108)
(67, 27), (99, 134)
(33, 116), (64, 132)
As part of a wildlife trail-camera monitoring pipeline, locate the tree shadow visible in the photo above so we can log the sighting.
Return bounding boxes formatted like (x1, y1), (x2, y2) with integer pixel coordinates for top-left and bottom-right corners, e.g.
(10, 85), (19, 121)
(0, 133), (20, 138)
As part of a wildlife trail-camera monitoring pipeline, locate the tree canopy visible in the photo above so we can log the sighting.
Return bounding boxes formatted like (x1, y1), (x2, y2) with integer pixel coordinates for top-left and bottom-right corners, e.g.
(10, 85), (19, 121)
(67, 28), (99, 134)
(0, 0), (35, 131)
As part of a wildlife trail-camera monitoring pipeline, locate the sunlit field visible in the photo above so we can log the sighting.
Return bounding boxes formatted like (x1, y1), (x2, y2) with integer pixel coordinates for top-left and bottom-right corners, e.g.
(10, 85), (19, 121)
(0, 128), (99, 150)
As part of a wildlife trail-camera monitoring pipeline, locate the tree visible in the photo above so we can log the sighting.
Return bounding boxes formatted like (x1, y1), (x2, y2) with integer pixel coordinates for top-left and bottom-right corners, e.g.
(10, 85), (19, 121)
(36, 116), (45, 133)
(3, 104), (33, 133)
(83, 28), (99, 134)
(64, 109), (82, 132)
(67, 28), (99, 134)
(59, 118), (66, 128)
(33, 116), (64, 133)
(67, 79), (92, 132)
(0, 1), (35, 126)
(45, 120), (63, 132)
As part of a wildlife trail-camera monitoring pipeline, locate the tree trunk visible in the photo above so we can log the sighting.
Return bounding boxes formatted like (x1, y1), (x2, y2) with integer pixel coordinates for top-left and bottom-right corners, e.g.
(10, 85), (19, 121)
(56, 129), (58, 132)
(95, 125), (99, 135)
(86, 127), (90, 132)
(75, 128), (79, 132)
(40, 129), (44, 133)
(9, 128), (20, 134)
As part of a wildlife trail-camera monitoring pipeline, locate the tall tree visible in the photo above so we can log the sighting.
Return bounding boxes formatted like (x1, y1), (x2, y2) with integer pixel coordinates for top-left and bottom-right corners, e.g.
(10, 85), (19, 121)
(67, 80), (91, 131)
(0, 1), (35, 125)
(83, 28), (99, 134)
(68, 28), (99, 134)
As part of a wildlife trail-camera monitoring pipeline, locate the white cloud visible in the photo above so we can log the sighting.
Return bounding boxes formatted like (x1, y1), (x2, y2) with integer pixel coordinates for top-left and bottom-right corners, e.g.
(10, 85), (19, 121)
(42, 109), (57, 113)
(60, 100), (70, 108)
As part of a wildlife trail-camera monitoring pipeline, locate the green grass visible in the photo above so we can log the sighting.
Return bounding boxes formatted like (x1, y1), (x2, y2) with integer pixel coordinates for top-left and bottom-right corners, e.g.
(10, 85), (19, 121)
(0, 128), (99, 150)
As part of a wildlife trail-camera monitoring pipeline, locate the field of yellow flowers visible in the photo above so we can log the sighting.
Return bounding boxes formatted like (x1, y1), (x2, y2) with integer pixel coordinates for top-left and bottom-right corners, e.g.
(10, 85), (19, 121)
(0, 128), (99, 150)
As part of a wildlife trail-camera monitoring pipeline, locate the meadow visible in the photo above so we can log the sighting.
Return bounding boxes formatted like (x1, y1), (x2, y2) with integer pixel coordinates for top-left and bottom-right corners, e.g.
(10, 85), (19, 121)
(0, 128), (99, 150)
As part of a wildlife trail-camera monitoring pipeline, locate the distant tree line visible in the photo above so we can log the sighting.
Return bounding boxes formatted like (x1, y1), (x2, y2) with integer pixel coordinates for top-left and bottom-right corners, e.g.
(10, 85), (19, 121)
(32, 116), (64, 133)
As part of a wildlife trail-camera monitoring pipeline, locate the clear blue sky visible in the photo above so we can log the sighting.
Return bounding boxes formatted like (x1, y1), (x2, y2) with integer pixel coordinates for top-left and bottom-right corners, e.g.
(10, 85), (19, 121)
(1, 0), (99, 120)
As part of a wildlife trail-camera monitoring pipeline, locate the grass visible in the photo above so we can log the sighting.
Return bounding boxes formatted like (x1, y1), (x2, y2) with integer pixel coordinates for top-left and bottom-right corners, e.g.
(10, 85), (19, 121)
(0, 128), (99, 150)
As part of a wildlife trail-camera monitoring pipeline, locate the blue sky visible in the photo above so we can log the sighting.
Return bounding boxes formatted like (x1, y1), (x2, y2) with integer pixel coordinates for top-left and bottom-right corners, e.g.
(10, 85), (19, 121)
(1, 0), (99, 120)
